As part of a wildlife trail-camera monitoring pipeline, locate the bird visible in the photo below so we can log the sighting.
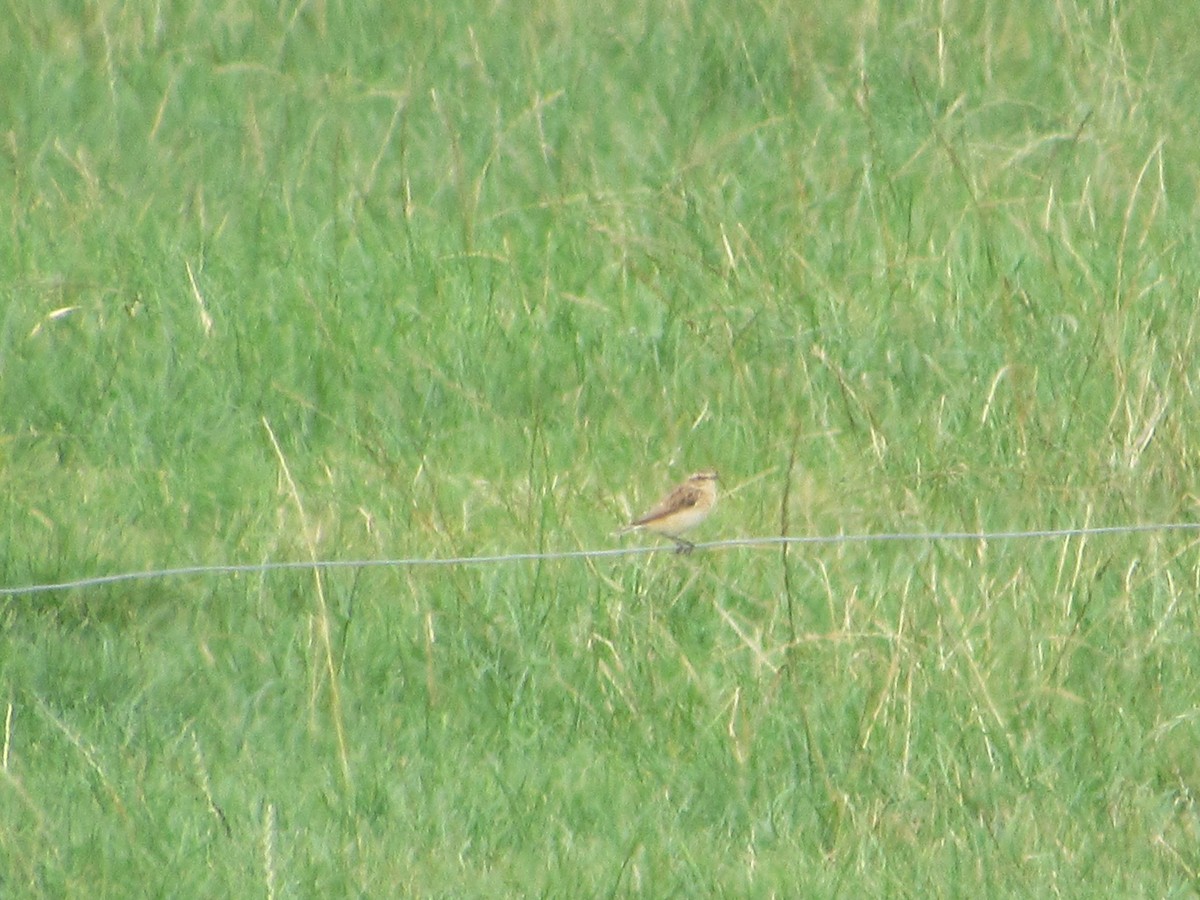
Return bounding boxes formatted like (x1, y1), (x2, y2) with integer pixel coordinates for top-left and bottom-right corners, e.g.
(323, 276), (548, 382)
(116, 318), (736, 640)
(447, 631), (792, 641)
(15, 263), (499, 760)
(620, 469), (719, 553)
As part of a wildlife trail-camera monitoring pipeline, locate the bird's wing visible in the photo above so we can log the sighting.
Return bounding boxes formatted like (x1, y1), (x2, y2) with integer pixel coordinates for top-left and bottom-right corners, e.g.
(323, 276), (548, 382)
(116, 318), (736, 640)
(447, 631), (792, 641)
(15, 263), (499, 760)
(631, 485), (701, 526)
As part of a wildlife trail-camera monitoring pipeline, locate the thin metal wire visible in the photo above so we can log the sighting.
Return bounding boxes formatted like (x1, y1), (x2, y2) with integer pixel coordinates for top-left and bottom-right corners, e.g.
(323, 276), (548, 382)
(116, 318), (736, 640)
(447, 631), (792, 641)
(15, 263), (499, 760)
(3, 521), (1198, 597)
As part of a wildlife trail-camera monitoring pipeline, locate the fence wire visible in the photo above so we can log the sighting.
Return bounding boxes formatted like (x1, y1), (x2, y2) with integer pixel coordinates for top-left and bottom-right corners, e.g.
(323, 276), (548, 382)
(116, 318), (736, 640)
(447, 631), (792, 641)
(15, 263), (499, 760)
(3, 522), (1199, 597)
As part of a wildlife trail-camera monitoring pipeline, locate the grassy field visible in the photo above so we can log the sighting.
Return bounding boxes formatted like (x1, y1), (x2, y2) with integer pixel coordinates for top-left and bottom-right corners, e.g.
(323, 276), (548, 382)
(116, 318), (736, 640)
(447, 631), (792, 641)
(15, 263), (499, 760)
(4, 0), (1200, 894)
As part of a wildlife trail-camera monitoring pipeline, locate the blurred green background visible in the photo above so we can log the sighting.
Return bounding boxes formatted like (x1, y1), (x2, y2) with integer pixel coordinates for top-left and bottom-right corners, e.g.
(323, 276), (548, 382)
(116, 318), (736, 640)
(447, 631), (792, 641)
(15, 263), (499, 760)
(3, 1), (1200, 894)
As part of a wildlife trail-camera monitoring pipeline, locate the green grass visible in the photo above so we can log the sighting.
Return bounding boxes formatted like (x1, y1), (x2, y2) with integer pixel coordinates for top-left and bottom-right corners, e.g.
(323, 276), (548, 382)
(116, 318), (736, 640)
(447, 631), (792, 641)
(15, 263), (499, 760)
(4, 0), (1200, 894)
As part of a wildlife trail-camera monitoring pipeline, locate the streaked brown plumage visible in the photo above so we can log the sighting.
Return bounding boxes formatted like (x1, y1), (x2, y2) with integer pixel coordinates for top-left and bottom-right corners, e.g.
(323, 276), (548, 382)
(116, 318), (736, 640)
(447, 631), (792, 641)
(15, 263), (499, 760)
(621, 469), (719, 553)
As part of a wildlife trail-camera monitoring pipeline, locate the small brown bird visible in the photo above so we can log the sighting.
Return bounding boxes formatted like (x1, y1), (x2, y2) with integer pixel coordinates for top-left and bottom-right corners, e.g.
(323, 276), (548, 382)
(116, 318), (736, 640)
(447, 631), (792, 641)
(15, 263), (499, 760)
(621, 469), (719, 553)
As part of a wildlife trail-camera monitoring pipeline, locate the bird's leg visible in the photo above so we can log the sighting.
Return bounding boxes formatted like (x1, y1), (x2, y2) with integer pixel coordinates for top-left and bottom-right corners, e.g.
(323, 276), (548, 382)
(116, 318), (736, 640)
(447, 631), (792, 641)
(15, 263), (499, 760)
(671, 536), (696, 555)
